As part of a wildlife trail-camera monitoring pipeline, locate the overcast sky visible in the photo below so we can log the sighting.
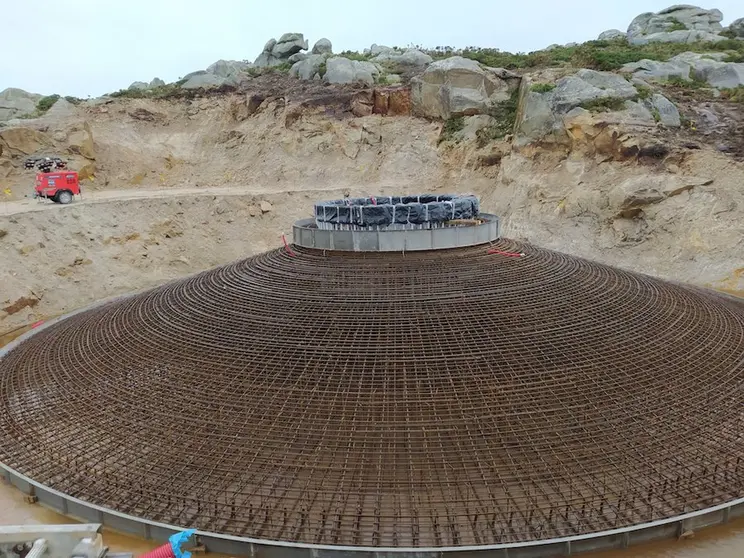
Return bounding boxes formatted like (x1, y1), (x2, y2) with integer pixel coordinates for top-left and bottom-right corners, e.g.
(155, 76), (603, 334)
(1, 0), (741, 98)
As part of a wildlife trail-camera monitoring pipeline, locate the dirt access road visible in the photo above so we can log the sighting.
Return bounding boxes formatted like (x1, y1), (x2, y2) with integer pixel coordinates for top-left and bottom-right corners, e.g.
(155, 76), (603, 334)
(0, 183), (354, 217)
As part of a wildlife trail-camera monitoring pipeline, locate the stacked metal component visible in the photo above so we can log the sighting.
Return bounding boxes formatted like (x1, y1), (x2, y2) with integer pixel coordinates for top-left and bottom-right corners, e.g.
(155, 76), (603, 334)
(0, 239), (743, 554)
(314, 194), (480, 230)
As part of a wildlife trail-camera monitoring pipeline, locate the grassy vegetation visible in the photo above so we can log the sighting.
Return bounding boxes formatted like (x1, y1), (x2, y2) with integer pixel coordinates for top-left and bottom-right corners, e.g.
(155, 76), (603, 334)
(438, 116), (465, 144)
(721, 86), (744, 102)
(109, 82), (186, 99)
(64, 96), (83, 105)
(416, 37), (744, 72)
(339, 50), (373, 61)
(247, 63), (292, 77)
(666, 18), (687, 32)
(530, 83), (556, 93)
(579, 96), (628, 112)
(665, 75), (707, 88)
(482, 88), (520, 142)
(651, 107), (661, 122)
(635, 84), (653, 99)
(317, 61), (327, 78)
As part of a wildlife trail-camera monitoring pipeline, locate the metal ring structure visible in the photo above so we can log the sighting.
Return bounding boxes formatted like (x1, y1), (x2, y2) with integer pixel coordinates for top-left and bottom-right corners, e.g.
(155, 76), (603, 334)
(1, 239), (743, 558)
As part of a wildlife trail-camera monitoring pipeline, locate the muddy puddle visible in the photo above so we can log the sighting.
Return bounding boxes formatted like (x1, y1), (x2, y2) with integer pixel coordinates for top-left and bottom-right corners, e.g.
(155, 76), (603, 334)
(1, 289), (743, 556)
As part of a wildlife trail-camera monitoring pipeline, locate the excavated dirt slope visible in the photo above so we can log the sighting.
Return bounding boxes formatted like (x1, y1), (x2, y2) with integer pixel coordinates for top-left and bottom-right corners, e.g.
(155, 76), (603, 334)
(0, 84), (743, 335)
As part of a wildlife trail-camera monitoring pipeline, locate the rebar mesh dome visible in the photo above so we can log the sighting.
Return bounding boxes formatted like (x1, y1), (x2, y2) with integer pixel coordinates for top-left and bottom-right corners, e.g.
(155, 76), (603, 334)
(1, 240), (743, 549)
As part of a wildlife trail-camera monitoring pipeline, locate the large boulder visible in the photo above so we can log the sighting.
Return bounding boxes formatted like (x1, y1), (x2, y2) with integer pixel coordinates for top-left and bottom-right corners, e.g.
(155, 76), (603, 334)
(622, 52), (744, 89)
(0, 88), (40, 121)
(728, 17), (744, 37)
(550, 69), (638, 113)
(598, 29), (626, 40)
(627, 5), (724, 45)
(150, 77), (166, 88)
(324, 57), (380, 85)
(645, 94), (682, 127)
(181, 73), (227, 89)
(410, 56), (515, 120)
(128, 81), (149, 90)
(290, 54), (329, 80)
(312, 38), (333, 55)
(372, 48), (433, 66)
(272, 33), (309, 58)
(207, 59), (251, 77)
(365, 44), (396, 56)
(254, 33), (309, 67)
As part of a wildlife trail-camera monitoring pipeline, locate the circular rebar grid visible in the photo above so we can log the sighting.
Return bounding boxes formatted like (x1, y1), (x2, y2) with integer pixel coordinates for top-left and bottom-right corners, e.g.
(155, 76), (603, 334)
(0, 240), (743, 551)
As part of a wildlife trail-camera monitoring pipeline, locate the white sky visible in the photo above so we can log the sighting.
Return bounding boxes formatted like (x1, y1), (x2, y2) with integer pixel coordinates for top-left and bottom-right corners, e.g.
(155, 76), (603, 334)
(1, 0), (741, 98)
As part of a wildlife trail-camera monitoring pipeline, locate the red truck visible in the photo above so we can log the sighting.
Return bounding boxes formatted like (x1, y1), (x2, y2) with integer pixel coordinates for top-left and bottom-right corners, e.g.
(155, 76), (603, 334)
(34, 170), (81, 204)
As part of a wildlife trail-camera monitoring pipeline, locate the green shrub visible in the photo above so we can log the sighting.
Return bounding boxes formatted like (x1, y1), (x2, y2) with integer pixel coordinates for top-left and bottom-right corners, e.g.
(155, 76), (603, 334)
(438, 116), (465, 144)
(666, 18), (687, 32)
(109, 82), (185, 99)
(579, 96), (628, 112)
(483, 88), (520, 140)
(530, 83), (556, 93)
(36, 94), (60, 113)
(339, 50), (372, 61)
(665, 75), (706, 89)
(64, 96), (83, 105)
(317, 62), (327, 78)
(651, 107), (661, 122)
(635, 85), (653, 99)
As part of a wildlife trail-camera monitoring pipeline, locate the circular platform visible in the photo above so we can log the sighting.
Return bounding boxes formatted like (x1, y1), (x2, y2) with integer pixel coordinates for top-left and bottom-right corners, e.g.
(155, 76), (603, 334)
(293, 213), (500, 251)
(1, 240), (743, 556)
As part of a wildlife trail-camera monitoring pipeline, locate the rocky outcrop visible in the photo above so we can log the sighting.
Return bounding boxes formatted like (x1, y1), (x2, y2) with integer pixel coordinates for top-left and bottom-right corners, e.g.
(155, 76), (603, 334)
(514, 70), (680, 151)
(0, 88), (40, 121)
(550, 69), (638, 113)
(627, 5), (724, 45)
(728, 17), (744, 37)
(324, 57), (380, 85)
(351, 88), (412, 117)
(372, 48), (433, 66)
(206, 59), (251, 78)
(181, 73), (227, 89)
(129, 81), (149, 91)
(410, 56), (517, 120)
(150, 78), (166, 88)
(255, 33), (309, 67)
(365, 44), (396, 56)
(312, 38), (333, 55)
(290, 54), (329, 80)
(622, 52), (744, 89)
(598, 29), (626, 40)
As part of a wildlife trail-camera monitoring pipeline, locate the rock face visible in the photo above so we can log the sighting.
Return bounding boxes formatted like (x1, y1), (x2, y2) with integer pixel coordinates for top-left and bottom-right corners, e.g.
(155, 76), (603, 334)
(410, 56), (515, 120)
(513, 70), (680, 150)
(255, 33), (309, 67)
(627, 5), (724, 45)
(622, 52), (744, 89)
(290, 54), (329, 80)
(728, 17), (744, 37)
(324, 57), (380, 85)
(598, 29), (627, 40)
(312, 38), (333, 55)
(372, 48), (433, 66)
(0, 88), (40, 121)
(181, 73), (227, 89)
(0, 128), (53, 157)
(609, 175), (713, 217)
(207, 60), (251, 77)
(645, 94), (682, 127)
(550, 69), (639, 113)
